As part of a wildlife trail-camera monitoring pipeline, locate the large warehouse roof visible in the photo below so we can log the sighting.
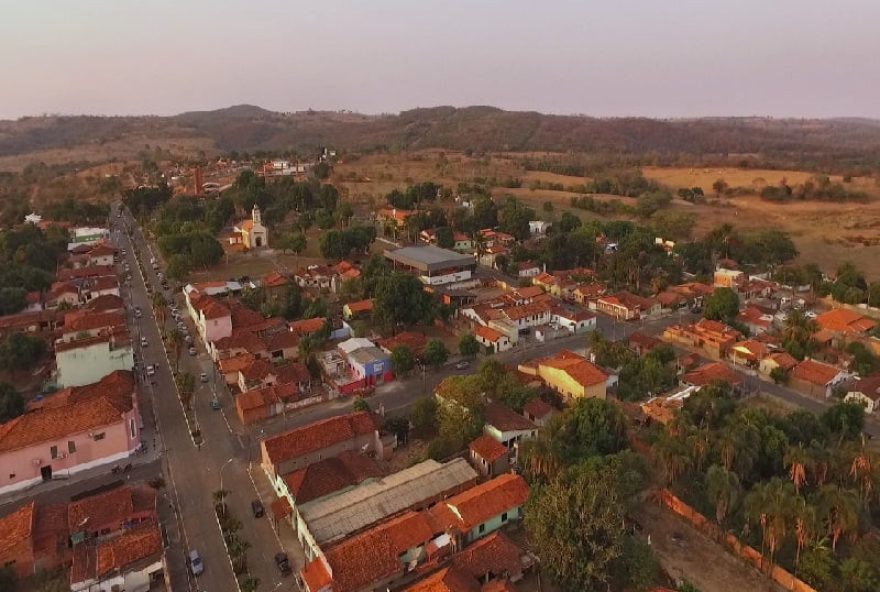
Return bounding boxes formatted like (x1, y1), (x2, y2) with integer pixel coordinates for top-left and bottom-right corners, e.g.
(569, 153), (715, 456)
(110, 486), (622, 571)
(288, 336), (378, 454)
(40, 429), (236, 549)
(299, 458), (477, 546)
(385, 245), (476, 272)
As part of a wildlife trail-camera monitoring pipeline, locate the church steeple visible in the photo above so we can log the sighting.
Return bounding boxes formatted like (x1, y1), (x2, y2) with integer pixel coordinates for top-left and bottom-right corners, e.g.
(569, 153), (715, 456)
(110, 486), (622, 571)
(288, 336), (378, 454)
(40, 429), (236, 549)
(252, 204), (262, 226)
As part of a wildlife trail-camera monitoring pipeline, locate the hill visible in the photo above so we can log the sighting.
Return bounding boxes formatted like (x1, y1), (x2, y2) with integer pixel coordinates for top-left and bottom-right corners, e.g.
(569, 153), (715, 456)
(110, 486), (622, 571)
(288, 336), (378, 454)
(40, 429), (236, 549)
(2, 105), (880, 171)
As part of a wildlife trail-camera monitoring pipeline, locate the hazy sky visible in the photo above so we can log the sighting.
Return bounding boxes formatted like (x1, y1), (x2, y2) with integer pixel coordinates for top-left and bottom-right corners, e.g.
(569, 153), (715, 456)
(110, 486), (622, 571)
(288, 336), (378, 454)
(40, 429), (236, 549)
(2, 0), (879, 119)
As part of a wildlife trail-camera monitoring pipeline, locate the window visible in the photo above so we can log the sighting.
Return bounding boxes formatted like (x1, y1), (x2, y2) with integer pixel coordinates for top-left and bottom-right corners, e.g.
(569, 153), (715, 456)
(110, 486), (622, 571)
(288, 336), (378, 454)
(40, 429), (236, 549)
(68, 441), (76, 454)
(50, 446), (58, 459)
(501, 512), (508, 523)
(478, 524), (485, 534)
(93, 432), (106, 441)
(9, 474), (15, 480)
(130, 419), (137, 439)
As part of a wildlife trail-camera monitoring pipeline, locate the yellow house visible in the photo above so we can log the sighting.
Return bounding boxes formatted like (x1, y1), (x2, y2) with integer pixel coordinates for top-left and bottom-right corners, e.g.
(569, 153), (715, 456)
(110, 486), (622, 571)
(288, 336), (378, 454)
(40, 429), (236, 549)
(236, 205), (269, 249)
(519, 350), (608, 400)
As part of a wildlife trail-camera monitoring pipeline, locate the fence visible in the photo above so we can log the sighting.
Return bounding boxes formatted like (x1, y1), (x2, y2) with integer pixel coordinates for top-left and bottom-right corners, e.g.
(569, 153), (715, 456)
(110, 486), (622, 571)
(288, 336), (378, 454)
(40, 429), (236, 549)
(655, 489), (818, 592)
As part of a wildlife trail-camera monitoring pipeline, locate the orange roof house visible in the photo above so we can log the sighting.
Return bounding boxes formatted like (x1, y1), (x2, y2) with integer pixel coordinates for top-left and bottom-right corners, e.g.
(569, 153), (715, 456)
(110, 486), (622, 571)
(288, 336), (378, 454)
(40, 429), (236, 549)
(260, 411), (380, 478)
(682, 361), (742, 388)
(520, 350), (609, 400)
(790, 359), (848, 397)
(815, 309), (877, 337)
(425, 474), (529, 538)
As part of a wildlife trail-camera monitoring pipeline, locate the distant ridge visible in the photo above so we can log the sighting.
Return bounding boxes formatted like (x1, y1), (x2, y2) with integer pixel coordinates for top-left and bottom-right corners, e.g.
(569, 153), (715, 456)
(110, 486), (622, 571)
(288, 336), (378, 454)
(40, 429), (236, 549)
(1, 105), (880, 170)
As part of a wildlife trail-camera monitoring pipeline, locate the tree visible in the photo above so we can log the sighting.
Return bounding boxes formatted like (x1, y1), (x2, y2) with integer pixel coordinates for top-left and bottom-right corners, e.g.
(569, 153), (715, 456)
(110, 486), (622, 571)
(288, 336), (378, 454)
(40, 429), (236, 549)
(435, 226), (455, 249)
(0, 287), (26, 315)
(423, 339), (449, 370)
(410, 396), (438, 436)
(212, 489), (230, 517)
(372, 273), (435, 329)
(705, 464), (742, 524)
(770, 366), (788, 385)
(0, 382), (24, 423)
(176, 372), (196, 409)
(525, 464), (626, 591)
(390, 346), (416, 377)
(712, 178), (729, 197)
(814, 484), (860, 551)
(166, 254), (190, 281)
(167, 328), (184, 373)
(558, 211), (582, 233)
(382, 416), (410, 445)
(0, 332), (45, 379)
(822, 402), (865, 441)
(744, 478), (797, 566)
(352, 397), (371, 413)
(703, 287), (739, 324)
(458, 333), (479, 359)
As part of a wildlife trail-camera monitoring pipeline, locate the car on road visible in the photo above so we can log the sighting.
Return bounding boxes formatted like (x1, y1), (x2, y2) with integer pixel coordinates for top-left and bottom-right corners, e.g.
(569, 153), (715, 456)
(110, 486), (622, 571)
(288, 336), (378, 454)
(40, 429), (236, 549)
(454, 360), (470, 370)
(251, 500), (265, 518)
(140, 337), (148, 347)
(146, 365), (155, 377)
(185, 335), (193, 345)
(211, 396), (221, 410)
(274, 552), (292, 576)
(187, 550), (204, 576)
(200, 372), (209, 383)
(188, 346), (197, 356)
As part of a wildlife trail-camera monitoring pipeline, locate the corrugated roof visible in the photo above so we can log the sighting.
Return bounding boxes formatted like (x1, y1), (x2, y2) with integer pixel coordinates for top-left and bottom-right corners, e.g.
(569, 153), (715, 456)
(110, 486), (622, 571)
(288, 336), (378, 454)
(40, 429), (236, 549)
(300, 458), (477, 546)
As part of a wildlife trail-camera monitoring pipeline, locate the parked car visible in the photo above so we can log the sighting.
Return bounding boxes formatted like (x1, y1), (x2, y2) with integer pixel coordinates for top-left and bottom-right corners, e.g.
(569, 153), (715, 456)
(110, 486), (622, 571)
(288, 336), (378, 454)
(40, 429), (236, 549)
(188, 346), (197, 356)
(274, 552), (292, 576)
(146, 365), (156, 377)
(185, 335), (193, 345)
(140, 337), (148, 347)
(200, 372), (209, 383)
(188, 550), (204, 576)
(211, 397), (221, 410)
(454, 360), (470, 370)
(251, 500), (265, 518)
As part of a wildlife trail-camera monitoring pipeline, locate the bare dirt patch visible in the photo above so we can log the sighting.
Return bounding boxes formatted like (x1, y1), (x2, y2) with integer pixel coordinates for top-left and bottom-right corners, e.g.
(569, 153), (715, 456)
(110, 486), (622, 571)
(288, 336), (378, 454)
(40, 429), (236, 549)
(635, 502), (785, 592)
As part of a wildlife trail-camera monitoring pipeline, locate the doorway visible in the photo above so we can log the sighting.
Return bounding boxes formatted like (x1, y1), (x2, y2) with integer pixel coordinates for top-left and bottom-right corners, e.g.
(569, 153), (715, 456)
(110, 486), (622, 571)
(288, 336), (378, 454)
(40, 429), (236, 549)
(255, 236), (263, 248)
(40, 465), (52, 481)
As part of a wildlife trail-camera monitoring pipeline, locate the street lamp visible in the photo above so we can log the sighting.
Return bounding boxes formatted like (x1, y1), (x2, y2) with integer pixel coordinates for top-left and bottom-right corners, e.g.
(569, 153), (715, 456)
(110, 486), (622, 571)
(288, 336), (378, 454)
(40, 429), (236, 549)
(219, 456), (235, 509)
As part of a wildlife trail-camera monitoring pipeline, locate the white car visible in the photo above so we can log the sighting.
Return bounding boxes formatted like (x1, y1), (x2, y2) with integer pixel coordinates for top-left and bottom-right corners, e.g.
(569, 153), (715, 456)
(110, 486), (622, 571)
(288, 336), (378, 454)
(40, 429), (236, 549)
(200, 372), (209, 383)
(146, 365), (156, 377)
(140, 337), (148, 347)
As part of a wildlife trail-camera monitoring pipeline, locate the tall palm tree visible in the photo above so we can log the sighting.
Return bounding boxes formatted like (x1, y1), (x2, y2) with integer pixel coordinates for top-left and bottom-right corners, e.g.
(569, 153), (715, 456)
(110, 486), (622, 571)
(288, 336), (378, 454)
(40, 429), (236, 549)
(782, 309), (818, 348)
(654, 433), (692, 484)
(717, 421), (760, 480)
(212, 489), (229, 517)
(793, 499), (818, 567)
(847, 440), (877, 504)
(152, 292), (168, 325)
(814, 484), (860, 551)
(807, 441), (831, 487)
(744, 478), (797, 569)
(705, 464), (742, 525)
(785, 444), (810, 494)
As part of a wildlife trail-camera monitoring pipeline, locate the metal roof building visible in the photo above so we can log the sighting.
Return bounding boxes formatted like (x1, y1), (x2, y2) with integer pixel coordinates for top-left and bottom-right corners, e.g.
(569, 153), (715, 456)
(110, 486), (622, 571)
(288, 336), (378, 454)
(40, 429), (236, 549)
(298, 458), (478, 549)
(384, 245), (476, 273)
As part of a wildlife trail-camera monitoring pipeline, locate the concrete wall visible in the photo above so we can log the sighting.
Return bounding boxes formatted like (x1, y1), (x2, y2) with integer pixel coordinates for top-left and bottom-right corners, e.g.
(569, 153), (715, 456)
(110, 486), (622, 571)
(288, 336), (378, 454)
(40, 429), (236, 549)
(464, 507), (523, 545)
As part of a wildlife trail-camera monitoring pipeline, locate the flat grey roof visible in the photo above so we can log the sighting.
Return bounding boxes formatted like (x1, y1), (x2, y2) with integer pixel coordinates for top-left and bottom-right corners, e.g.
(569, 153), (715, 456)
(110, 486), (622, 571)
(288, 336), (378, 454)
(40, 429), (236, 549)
(299, 458), (477, 546)
(385, 245), (476, 272)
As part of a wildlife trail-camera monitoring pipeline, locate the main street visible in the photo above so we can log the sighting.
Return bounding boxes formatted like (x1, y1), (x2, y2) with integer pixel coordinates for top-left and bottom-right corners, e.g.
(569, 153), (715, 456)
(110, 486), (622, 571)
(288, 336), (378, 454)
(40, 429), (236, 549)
(118, 207), (286, 592)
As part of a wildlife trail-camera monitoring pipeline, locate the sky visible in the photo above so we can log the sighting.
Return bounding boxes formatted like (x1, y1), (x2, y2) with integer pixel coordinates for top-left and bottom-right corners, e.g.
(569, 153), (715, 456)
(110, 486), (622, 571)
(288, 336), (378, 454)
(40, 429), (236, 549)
(2, 0), (879, 119)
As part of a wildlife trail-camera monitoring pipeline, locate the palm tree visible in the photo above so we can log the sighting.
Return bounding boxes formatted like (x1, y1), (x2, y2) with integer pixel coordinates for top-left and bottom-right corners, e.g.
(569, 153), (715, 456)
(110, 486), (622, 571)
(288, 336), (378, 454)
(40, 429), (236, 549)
(717, 421), (760, 480)
(782, 308), (818, 349)
(686, 425), (712, 473)
(847, 440), (877, 504)
(705, 464), (742, 525)
(792, 499), (818, 567)
(654, 433), (692, 484)
(520, 438), (560, 482)
(153, 292), (167, 325)
(239, 576), (260, 592)
(785, 444), (810, 494)
(228, 538), (251, 575)
(807, 442), (831, 487)
(814, 484), (860, 551)
(744, 478), (797, 569)
(167, 328), (184, 372)
(212, 489), (229, 517)
(176, 372), (196, 409)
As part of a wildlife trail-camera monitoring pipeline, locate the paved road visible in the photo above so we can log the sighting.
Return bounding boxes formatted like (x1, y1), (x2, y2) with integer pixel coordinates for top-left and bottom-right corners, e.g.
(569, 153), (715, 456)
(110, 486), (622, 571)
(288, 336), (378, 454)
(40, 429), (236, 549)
(118, 207), (289, 592)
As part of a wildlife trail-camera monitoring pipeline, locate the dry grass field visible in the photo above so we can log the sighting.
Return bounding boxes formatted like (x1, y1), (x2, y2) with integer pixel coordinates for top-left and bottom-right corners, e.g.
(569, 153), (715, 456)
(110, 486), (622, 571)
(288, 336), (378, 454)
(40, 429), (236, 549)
(335, 151), (880, 277)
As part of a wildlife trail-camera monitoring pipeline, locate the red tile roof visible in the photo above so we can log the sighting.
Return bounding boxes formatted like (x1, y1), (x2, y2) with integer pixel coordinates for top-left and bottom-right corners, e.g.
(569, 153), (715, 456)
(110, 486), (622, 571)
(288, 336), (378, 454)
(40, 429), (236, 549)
(766, 352), (798, 371)
(262, 271), (289, 288)
(289, 317), (327, 336)
(68, 485), (155, 532)
(405, 567), (480, 592)
(792, 359), (843, 386)
(377, 331), (428, 354)
(426, 474), (529, 534)
(283, 451), (383, 505)
(475, 325), (506, 343)
(484, 402), (536, 432)
(85, 294), (124, 313)
(316, 511), (433, 592)
(219, 353), (256, 375)
(539, 351), (608, 388)
(263, 411), (377, 467)
(266, 330), (300, 351)
(213, 330), (267, 355)
(683, 362), (742, 387)
(64, 310), (125, 333)
(816, 309), (877, 335)
(522, 397), (554, 420)
(468, 435), (508, 463)
(451, 531), (523, 580)
(96, 523), (162, 577)
(0, 502), (35, 557)
(190, 293), (230, 320)
(0, 373), (134, 453)
(345, 299), (374, 314)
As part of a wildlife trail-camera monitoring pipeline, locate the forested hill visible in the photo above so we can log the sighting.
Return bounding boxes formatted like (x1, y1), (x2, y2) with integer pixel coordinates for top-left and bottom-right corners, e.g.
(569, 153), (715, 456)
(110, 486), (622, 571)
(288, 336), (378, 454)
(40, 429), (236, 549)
(2, 105), (880, 171)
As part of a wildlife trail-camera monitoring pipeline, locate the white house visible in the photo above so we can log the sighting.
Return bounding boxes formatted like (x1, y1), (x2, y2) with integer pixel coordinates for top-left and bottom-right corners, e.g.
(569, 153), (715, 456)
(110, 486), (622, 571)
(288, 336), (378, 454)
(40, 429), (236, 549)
(475, 325), (515, 353)
(70, 525), (165, 592)
(529, 220), (551, 236)
(551, 307), (597, 333)
(845, 375), (880, 414)
(184, 289), (233, 346)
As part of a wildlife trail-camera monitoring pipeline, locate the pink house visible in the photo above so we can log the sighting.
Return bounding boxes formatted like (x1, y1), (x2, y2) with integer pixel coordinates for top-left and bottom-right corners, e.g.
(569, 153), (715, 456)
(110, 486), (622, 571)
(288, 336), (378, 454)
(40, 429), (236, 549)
(184, 289), (233, 346)
(0, 371), (141, 495)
